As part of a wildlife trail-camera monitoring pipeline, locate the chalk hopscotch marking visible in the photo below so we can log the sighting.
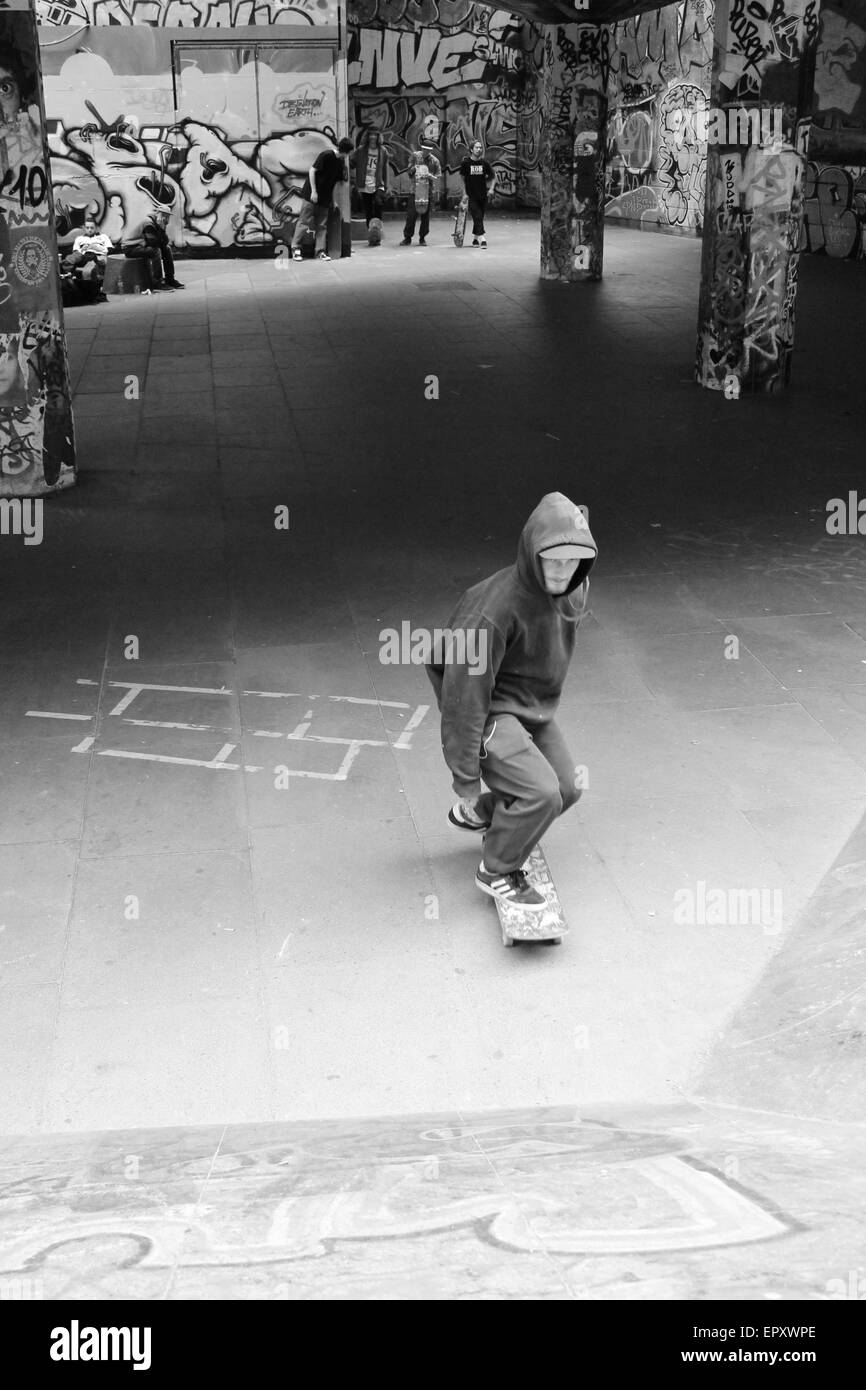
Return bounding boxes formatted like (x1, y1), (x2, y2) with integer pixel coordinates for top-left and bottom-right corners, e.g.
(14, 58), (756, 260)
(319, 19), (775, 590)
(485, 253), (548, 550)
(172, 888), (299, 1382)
(27, 679), (429, 779)
(25, 711), (93, 721)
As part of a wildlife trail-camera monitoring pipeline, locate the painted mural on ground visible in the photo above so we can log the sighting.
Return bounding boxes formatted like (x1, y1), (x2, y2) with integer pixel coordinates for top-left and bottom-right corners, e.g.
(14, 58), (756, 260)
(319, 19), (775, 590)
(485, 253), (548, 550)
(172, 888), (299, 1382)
(37, 11), (342, 249)
(347, 3), (544, 207)
(1, 2), (75, 496)
(0, 1116), (793, 1300)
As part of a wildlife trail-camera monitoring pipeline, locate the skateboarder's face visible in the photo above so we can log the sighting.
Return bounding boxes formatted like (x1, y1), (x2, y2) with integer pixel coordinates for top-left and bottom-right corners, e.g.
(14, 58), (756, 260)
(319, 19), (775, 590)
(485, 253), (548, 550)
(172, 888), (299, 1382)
(539, 555), (580, 593)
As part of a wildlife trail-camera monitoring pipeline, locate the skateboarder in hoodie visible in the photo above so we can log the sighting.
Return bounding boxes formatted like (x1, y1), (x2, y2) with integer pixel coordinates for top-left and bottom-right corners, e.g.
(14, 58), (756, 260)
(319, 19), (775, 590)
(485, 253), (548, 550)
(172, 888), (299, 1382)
(426, 493), (597, 911)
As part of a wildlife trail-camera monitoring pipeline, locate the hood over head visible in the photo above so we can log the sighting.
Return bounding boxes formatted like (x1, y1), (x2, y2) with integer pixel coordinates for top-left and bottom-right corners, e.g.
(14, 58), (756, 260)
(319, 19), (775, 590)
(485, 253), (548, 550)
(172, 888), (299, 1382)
(516, 492), (597, 597)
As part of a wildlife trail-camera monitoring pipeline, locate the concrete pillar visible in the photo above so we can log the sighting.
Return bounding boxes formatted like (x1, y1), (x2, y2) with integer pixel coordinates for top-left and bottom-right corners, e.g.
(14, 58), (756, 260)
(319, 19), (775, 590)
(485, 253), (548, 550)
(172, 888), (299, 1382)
(696, 0), (822, 393)
(0, 0), (75, 496)
(539, 24), (608, 282)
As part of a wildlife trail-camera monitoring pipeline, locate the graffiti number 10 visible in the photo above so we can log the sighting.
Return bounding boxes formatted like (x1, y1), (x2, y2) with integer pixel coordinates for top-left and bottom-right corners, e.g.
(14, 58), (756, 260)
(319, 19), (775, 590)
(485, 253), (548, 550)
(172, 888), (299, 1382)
(0, 165), (47, 212)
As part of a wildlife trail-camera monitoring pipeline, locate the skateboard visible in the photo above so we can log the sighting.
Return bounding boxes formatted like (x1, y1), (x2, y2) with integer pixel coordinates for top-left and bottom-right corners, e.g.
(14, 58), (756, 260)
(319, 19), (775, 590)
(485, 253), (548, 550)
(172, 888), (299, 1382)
(452, 196), (469, 247)
(493, 845), (568, 947)
(326, 205), (342, 259)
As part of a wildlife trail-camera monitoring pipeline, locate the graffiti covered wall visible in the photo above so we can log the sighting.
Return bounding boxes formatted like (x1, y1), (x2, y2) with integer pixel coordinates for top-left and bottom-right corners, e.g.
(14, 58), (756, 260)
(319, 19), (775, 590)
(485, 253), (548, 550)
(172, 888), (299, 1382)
(36, 1), (337, 29)
(806, 0), (866, 257)
(605, 1), (714, 232)
(37, 0), (344, 250)
(346, 3), (544, 207)
(605, 0), (866, 259)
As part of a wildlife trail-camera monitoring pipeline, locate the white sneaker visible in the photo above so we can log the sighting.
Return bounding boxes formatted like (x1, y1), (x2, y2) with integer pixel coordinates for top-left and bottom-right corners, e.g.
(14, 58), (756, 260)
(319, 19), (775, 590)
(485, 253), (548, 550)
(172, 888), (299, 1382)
(471, 238), (480, 248)
(480, 238), (488, 249)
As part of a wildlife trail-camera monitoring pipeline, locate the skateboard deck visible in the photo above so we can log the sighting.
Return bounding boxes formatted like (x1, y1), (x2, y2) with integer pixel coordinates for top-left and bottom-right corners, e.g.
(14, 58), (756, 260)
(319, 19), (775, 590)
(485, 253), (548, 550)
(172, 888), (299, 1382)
(326, 206), (342, 259)
(494, 845), (568, 947)
(452, 196), (469, 247)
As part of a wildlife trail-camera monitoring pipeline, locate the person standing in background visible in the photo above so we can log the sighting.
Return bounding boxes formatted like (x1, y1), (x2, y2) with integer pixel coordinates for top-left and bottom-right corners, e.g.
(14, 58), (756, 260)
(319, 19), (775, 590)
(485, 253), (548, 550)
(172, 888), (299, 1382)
(400, 145), (441, 247)
(459, 139), (495, 249)
(353, 129), (388, 227)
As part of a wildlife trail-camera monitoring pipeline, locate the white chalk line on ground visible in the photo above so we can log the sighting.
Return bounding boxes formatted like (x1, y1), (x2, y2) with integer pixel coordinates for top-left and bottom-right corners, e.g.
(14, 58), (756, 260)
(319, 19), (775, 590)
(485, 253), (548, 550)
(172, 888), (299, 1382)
(28, 679), (430, 777)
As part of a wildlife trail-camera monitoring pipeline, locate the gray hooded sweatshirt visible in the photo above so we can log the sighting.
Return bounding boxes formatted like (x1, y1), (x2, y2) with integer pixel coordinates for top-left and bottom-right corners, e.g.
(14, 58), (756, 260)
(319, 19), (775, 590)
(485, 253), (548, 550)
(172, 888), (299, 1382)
(426, 492), (598, 798)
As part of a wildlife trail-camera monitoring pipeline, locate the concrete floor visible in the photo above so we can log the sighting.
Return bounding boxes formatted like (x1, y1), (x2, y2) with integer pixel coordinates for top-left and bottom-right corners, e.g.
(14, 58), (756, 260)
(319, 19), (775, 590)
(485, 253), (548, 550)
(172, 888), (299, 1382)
(1, 217), (865, 1297)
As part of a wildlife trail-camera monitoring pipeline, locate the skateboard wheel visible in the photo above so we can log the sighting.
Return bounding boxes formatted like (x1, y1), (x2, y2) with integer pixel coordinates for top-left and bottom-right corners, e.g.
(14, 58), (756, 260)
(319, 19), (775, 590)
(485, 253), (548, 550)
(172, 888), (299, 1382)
(503, 936), (517, 948)
(549, 937), (562, 946)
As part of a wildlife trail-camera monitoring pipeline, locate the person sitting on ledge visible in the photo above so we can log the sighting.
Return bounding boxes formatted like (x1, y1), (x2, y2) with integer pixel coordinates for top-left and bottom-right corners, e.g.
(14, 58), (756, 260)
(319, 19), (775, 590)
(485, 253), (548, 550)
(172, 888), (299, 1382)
(121, 209), (183, 290)
(62, 217), (113, 300)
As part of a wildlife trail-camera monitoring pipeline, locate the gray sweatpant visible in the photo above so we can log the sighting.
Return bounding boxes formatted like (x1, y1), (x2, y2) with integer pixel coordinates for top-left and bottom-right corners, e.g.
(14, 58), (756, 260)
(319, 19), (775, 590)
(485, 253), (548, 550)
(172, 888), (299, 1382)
(473, 713), (581, 873)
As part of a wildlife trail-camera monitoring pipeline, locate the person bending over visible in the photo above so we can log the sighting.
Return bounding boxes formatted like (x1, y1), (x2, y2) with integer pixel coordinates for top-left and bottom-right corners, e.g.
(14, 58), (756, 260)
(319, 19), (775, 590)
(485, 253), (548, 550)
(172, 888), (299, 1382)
(291, 137), (355, 262)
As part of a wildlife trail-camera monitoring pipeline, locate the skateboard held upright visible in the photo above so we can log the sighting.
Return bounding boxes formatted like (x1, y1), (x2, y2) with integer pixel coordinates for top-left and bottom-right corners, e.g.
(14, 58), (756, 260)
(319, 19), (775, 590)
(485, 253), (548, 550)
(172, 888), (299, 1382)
(452, 196), (469, 247)
(326, 206), (342, 259)
(493, 844), (568, 947)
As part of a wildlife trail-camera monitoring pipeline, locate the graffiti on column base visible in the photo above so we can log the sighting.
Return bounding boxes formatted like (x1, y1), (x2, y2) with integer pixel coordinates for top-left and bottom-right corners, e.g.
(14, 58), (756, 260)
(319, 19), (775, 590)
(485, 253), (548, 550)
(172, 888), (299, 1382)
(0, 311), (75, 493)
(541, 33), (606, 284)
(697, 198), (798, 393)
(742, 214), (790, 382)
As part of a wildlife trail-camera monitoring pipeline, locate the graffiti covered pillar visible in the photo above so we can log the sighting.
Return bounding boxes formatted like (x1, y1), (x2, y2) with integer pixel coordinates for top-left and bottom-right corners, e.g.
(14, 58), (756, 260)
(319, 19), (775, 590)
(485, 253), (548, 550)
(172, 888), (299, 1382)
(696, 0), (823, 392)
(0, 0), (75, 495)
(539, 23), (608, 281)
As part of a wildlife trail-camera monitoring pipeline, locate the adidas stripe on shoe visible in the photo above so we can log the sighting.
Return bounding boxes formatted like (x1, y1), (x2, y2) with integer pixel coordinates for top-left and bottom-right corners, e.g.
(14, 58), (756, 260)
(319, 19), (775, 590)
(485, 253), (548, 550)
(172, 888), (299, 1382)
(475, 865), (546, 911)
